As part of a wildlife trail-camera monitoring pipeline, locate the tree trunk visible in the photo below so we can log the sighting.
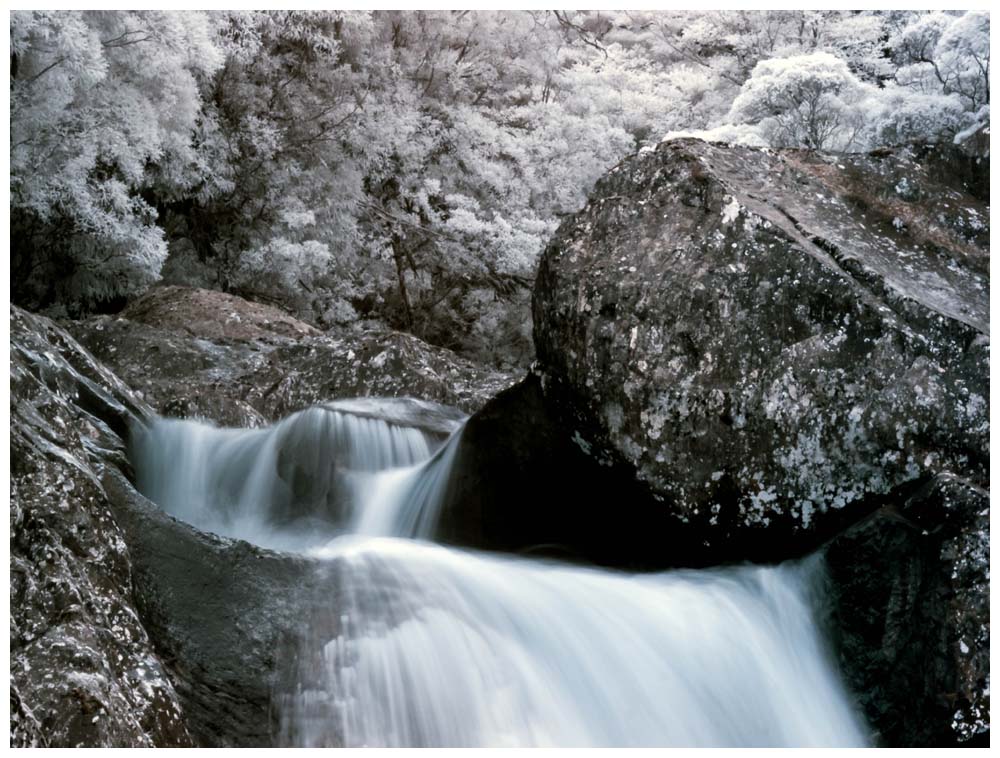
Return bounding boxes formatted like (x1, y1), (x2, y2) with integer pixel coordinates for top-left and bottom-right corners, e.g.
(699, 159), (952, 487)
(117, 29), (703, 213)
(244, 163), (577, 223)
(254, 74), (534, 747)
(391, 233), (413, 329)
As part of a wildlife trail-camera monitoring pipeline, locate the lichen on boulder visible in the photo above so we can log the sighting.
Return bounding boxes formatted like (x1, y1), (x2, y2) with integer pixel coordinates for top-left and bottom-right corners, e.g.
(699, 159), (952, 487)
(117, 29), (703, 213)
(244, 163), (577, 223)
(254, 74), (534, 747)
(533, 138), (988, 548)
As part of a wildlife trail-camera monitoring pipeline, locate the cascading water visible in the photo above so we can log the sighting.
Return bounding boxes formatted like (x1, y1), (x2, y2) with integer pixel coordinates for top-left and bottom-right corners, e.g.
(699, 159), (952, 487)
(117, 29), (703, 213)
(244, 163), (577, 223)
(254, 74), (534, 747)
(131, 404), (434, 551)
(351, 430), (463, 538)
(283, 540), (866, 747)
(132, 400), (870, 747)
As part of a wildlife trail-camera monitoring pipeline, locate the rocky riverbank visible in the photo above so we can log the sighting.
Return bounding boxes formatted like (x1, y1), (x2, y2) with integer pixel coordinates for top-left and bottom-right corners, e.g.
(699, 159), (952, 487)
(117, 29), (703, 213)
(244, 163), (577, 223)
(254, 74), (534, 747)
(10, 139), (989, 746)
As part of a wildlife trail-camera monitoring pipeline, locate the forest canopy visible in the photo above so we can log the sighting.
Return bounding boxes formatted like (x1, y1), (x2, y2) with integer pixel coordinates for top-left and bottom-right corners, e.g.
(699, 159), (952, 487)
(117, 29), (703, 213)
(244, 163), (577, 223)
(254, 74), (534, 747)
(9, 10), (990, 366)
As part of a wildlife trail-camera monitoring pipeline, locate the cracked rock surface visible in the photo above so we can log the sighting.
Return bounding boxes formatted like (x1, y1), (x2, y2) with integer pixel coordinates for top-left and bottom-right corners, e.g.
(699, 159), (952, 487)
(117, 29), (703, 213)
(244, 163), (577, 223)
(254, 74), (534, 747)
(533, 138), (988, 548)
(10, 306), (191, 747)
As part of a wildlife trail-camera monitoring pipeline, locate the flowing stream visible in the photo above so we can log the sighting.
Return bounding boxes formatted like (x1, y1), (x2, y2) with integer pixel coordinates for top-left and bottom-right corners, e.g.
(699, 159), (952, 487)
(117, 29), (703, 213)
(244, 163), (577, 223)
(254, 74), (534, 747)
(132, 400), (869, 747)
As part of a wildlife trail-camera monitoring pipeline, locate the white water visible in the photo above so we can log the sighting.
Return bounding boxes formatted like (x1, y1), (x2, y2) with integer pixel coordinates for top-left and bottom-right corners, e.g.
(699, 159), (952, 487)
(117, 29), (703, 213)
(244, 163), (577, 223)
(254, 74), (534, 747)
(351, 430), (463, 538)
(284, 538), (867, 747)
(132, 401), (869, 747)
(131, 404), (433, 551)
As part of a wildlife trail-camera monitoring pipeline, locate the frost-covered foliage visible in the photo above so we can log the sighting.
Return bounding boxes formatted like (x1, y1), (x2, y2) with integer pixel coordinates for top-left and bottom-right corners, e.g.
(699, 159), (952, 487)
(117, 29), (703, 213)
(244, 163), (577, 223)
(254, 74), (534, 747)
(728, 52), (871, 151)
(866, 87), (970, 148)
(10, 10), (223, 311)
(677, 10), (989, 153)
(890, 11), (990, 149)
(893, 11), (990, 111)
(9, 10), (991, 364)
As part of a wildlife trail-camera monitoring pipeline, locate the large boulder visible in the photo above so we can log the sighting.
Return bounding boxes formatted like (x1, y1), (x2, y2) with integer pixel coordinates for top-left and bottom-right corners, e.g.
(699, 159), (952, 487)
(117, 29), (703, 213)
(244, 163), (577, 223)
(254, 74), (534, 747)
(67, 286), (515, 427)
(117, 285), (321, 342)
(532, 138), (989, 550)
(436, 372), (846, 569)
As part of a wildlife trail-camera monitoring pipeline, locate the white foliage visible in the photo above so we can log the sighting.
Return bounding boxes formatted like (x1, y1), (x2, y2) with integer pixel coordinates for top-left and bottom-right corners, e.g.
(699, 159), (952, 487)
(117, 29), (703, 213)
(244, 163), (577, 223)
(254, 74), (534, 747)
(954, 106), (990, 148)
(10, 9), (990, 333)
(231, 238), (334, 303)
(892, 11), (990, 111)
(728, 52), (873, 151)
(865, 86), (968, 147)
(11, 10), (223, 305)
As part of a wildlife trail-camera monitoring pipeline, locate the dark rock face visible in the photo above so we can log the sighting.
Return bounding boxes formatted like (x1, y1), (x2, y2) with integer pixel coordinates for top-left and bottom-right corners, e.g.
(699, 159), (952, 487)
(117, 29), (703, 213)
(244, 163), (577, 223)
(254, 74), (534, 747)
(825, 474), (989, 746)
(101, 470), (333, 747)
(10, 306), (191, 747)
(533, 138), (989, 550)
(435, 373), (667, 569)
(68, 285), (515, 427)
(437, 372), (863, 569)
(10, 304), (349, 747)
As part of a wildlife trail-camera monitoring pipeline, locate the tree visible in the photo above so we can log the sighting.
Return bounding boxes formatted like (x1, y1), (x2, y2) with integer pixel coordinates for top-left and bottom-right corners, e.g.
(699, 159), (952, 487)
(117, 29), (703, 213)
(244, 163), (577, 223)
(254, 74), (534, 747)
(891, 11), (990, 144)
(893, 12), (989, 111)
(864, 86), (968, 147)
(727, 52), (871, 151)
(10, 10), (223, 312)
(15, 10), (982, 364)
(156, 10), (372, 323)
(341, 10), (636, 356)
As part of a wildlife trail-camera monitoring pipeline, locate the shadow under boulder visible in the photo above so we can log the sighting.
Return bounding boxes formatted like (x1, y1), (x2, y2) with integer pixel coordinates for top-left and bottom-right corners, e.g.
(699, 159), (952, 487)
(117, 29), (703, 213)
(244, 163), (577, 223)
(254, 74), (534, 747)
(434, 372), (883, 570)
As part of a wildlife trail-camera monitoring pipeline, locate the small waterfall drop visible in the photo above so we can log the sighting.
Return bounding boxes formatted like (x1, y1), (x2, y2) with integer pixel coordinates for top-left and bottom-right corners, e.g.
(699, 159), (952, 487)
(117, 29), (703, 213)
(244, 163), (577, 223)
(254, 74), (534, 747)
(131, 404), (436, 551)
(351, 429), (463, 538)
(131, 399), (869, 747)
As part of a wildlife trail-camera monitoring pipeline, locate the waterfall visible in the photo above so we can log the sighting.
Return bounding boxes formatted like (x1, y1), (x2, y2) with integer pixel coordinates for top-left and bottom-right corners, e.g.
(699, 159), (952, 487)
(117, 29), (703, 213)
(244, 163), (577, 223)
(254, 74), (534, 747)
(283, 539), (867, 747)
(351, 429), (463, 538)
(131, 404), (434, 551)
(131, 400), (869, 747)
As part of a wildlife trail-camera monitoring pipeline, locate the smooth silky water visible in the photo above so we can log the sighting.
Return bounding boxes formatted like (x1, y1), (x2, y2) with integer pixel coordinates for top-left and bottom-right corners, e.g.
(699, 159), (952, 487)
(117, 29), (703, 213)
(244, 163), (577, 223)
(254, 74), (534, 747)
(132, 404), (434, 551)
(131, 400), (870, 747)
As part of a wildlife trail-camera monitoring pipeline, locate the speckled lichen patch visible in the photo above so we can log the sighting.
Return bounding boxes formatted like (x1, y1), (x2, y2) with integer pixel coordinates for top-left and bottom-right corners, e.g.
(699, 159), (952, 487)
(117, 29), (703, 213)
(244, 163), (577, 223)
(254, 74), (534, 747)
(11, 306), (192, 747)
(534, 137), (988, 542)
